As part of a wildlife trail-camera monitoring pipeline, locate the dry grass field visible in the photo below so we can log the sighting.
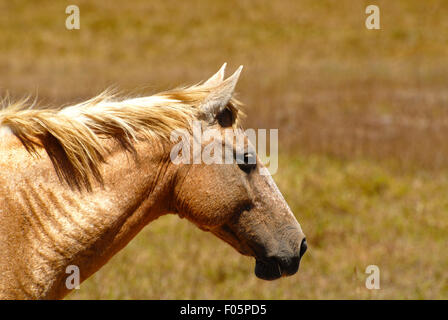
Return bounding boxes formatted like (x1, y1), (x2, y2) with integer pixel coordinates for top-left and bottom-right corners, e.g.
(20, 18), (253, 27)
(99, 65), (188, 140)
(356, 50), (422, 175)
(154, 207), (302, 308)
(0, 0), (447, 299)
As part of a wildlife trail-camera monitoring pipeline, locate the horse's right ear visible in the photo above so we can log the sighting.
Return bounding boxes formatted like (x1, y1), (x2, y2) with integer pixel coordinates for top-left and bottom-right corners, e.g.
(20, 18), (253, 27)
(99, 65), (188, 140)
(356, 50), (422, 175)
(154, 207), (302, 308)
(203, 63), (227, 87)
(200, 65), (243, 122)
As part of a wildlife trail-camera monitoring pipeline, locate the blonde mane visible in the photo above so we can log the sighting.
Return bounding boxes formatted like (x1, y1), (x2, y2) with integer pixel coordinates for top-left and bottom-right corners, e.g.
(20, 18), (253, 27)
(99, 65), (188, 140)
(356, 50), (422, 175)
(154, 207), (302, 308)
(0, 84), (242, 191)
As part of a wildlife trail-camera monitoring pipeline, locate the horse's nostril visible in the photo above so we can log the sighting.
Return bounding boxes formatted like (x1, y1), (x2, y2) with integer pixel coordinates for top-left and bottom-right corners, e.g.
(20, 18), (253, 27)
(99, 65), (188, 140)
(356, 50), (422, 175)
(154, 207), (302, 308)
(299, 238), (307, 259)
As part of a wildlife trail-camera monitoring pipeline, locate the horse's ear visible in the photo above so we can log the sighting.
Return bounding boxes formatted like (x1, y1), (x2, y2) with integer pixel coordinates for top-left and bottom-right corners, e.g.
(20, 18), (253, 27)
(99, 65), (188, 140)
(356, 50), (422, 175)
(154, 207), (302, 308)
(200, 65), (243, 121)
(203, 63), (227, 87)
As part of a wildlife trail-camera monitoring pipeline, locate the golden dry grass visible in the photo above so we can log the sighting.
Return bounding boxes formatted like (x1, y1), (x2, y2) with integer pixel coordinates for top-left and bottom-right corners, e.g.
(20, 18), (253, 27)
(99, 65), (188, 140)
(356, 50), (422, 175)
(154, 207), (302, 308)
(0, 0), (447, 299)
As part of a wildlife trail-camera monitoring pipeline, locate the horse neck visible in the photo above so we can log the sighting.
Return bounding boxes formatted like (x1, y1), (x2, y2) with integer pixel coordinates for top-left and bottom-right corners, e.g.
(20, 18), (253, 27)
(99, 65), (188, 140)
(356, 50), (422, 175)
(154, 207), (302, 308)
(0, 135), (176, 299)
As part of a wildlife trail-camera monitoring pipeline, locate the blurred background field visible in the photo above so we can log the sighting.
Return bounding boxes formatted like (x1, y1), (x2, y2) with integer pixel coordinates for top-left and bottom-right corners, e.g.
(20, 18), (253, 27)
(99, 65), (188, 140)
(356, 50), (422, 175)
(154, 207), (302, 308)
(0, 0), (447, 299)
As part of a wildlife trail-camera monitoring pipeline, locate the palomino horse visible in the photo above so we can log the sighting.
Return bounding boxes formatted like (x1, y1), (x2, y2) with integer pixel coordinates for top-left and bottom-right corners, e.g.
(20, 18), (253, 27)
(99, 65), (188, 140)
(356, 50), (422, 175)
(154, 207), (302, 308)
(0, 64), (306, 299)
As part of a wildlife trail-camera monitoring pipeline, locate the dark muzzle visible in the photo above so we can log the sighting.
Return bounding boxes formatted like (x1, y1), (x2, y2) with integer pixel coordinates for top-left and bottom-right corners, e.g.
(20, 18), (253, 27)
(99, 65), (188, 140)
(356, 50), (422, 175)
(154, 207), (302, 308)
(255, 238), (307, 280)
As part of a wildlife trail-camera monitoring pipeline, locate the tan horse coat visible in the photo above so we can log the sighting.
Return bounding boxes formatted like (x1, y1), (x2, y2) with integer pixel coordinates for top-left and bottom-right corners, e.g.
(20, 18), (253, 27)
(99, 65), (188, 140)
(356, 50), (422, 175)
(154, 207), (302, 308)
(0, 65), (306, 299)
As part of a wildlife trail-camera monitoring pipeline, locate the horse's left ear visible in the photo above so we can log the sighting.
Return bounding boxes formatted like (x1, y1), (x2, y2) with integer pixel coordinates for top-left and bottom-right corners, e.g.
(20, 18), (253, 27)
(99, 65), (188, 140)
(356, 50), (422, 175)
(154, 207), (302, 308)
(200, 65), (243, 122)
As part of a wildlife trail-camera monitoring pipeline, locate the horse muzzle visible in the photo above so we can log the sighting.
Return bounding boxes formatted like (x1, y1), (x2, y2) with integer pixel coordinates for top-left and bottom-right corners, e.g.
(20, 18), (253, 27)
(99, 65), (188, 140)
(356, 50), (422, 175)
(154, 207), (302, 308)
(254, 238), (307, 280)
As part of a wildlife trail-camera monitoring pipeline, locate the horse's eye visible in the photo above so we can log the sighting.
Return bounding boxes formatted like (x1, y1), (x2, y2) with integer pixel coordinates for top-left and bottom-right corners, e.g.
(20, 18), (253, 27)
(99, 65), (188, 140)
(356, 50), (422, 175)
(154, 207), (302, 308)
(217, 108), (234, 127)
(237, 152), (257, 173)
